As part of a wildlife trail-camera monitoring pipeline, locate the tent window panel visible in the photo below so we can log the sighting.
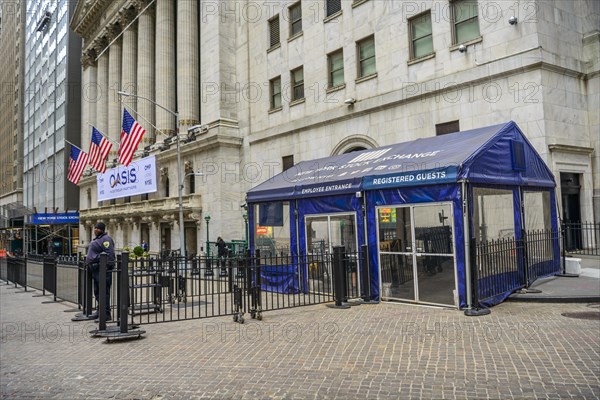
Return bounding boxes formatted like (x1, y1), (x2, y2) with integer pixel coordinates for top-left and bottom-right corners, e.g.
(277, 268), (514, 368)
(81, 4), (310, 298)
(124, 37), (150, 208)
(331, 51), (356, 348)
(524, 191), (552, 231)
(254, 202), (291, 256)
(472, 188), (515, 243)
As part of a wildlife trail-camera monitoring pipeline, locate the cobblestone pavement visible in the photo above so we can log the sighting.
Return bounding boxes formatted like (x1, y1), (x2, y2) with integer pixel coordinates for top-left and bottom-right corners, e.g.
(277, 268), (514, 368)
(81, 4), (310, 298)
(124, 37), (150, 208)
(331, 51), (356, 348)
(1, 284), (599, 399)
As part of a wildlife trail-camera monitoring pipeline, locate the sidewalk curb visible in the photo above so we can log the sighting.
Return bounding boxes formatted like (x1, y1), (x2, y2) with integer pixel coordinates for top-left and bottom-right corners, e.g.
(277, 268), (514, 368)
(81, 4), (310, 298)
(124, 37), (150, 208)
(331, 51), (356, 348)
(507, 295), (600, 303)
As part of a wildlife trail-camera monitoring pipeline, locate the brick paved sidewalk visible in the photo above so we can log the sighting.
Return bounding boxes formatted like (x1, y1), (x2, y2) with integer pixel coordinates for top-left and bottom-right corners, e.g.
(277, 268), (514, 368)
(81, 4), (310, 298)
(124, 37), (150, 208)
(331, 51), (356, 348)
(1, 284), (599, 399)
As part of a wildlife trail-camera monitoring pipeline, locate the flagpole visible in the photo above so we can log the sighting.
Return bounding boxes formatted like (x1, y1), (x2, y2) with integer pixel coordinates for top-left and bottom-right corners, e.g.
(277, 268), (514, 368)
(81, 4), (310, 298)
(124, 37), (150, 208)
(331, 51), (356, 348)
(85, 122), (120, 147)
(122, 104), (169, 139)
(117, 90), (187, 261)
(64, 139), (83, 150)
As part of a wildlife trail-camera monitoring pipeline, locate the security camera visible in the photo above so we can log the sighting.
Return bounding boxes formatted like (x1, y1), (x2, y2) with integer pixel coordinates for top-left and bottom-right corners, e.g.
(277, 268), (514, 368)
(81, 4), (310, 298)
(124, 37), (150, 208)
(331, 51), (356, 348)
(458, 44), (467, 53)
(344, 97), (356, 105)
(508, 16), (518, 25)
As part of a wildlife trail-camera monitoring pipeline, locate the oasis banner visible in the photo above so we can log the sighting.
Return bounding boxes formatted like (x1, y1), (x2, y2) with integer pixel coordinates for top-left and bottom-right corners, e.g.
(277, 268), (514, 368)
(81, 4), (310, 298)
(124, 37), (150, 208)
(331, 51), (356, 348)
(97, 156), (157, 201)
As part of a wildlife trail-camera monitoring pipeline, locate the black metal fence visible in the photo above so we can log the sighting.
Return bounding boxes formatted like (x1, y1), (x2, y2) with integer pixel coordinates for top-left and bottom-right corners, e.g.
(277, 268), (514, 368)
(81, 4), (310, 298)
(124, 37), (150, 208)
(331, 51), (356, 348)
(123, 248), (367, 325)
(563, 221), (600, 256)
(472, 229), (560, 304)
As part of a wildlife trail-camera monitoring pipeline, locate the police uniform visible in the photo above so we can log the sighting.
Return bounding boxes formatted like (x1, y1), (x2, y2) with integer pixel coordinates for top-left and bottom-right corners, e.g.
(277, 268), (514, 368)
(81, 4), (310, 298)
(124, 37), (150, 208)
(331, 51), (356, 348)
(85, 227), (115, 318)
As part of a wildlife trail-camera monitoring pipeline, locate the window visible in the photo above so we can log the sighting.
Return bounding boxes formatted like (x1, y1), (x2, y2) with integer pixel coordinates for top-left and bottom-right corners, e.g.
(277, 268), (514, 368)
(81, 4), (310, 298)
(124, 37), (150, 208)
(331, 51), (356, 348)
(291, 67), (304, 101)
(328, 50), (344, 88)
(165, 177), (170, 197)
(435, 120), (459, 135)
(409, 12), (433, 59)
(326, 0), (341, 17)
(289, 2), (302, 36)
(189, 174), (196, 194)
(270, 76), (282, 109)
(269, 15), (280, 48)
(452, 0), (480, 44)
(282, 155), (294, 171)
(357, 36), (376, 78)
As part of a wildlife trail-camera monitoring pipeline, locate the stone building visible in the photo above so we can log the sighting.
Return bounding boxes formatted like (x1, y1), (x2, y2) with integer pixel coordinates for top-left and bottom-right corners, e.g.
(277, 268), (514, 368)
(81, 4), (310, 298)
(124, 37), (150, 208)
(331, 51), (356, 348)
(70, 0), (599, 255)
(0, 0), (26, 251)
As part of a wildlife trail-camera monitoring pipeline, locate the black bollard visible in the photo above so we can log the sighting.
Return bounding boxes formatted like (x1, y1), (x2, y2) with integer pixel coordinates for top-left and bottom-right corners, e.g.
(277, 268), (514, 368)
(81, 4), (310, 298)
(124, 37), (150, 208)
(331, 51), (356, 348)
(327, 246), (350, 309)
(359, 244), (377, 304)
(97, 253), (108, 330)
(120, 252), (129, 334)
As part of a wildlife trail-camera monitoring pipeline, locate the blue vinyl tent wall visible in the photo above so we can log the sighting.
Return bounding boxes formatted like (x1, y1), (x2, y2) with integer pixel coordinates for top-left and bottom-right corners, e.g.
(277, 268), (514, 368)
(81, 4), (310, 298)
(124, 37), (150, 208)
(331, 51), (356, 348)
(247, 122), (559, 308)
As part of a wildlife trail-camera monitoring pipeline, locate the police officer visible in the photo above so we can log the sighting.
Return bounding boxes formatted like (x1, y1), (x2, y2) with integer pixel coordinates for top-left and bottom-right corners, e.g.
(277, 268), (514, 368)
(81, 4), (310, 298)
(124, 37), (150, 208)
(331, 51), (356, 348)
(85, 222), (115, 320)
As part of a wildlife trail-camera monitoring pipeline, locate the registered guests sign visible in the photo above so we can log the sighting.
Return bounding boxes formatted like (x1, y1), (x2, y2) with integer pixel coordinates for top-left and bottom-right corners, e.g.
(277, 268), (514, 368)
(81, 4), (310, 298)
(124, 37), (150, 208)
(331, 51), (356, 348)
(97, 156), (157, 201)
(363, 166), (458, 190)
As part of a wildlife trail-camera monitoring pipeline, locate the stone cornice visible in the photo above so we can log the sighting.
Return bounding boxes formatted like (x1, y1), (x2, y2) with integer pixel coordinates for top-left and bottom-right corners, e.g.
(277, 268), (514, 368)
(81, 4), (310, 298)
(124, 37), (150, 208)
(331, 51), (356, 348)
(548, 144), (594, 156)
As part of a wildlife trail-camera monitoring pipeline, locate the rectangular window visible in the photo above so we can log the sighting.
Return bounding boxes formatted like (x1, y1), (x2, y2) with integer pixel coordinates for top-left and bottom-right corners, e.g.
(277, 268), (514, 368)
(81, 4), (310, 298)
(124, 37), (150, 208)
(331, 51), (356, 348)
(435, 120), (459, 136)
(328, 50), (344, 88)
(282, 155), (294, 171)
(357, 36), (376, 78)
(511, 140), (526, 171)
(452, 0), (480, 44)
(270, 76), (282, 109)
(289, 2), (302, 36)
(326, 0), (341, 17)
(291, 67), (304, 101)
(410, 12), (433, 59)
(269, 15), (280, 48)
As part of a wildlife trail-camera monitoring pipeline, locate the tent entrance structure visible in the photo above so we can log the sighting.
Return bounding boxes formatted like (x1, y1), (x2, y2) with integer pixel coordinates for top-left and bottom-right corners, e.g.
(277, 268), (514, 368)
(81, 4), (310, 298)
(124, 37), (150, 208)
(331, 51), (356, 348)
(305, 212), (359, 296)
(247, 121), (560, 312)
(377, 202), (457, 307)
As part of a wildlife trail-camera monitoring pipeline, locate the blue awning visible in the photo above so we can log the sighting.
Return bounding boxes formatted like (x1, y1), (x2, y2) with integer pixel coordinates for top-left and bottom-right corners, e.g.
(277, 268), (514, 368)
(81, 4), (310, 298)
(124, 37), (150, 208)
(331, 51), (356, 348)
(247, 121), (555, 202)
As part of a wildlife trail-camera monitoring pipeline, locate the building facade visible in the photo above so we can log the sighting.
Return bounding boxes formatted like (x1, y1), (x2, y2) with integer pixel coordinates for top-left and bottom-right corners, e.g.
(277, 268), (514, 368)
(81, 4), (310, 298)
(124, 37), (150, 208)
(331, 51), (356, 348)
(70, 0), (599, 255)
(22, 0), (82, 254)
(0, 0), (26, 252)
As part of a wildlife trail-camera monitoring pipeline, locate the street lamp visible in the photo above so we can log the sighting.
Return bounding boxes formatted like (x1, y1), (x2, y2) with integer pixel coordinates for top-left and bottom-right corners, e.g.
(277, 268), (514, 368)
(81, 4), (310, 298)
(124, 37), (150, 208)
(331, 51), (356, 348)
(242, 212), (248, 251)
(117, 90), (188, 258)
(204, 215), (211, 257)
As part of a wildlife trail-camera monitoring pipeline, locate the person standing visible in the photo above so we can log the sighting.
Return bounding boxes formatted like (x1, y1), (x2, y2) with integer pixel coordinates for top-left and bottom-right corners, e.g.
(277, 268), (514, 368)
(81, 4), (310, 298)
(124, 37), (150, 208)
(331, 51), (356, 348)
(141, 240), (149, 253)
(216, 237), (228, 276)
(85, 222), (115, 320)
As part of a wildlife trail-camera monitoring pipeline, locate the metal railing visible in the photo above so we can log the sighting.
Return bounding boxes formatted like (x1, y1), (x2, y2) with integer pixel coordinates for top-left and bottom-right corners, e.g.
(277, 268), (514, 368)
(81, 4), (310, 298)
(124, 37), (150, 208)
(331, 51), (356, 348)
(562, 221), (599, 256)
(472, 229), (560, 304)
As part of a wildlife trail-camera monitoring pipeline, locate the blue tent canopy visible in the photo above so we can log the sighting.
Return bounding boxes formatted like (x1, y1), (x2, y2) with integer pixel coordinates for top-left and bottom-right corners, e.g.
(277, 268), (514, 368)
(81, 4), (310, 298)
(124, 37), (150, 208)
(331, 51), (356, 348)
(247, 121), (555, 202)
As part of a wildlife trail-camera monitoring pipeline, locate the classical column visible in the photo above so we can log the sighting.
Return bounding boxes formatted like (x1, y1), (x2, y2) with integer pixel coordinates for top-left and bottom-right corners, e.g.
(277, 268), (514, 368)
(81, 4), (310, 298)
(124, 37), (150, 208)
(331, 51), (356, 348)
(155, 0), (176, 142)
(135, 0), (156, 146)
(176, 0), (199, 133)
(94, 38), (109, 139)
(107, 24), (123, 162)
(120, 9), (137, 120)
(80, 50), (97, 150)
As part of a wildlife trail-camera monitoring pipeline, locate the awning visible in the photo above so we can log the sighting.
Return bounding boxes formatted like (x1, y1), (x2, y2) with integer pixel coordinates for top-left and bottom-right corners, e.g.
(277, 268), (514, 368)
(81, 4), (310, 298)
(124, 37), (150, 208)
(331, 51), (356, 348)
(247, 121), (555, 202)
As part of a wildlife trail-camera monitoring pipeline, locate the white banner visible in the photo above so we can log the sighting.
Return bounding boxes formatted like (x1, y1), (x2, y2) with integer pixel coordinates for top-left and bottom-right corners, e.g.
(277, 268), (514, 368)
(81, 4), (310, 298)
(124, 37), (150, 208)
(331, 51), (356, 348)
(97, 156), (158, 201)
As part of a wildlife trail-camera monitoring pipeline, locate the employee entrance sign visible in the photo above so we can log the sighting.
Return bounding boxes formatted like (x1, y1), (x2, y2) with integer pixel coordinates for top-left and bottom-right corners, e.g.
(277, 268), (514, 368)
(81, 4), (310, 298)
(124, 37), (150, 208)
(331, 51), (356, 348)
(97, 156), (157, 201)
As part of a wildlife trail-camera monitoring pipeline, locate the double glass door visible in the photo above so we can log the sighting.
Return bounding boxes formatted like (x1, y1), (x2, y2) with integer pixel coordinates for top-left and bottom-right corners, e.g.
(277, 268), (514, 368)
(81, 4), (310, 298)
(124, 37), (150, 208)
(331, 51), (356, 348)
(378, 203), (456, 306)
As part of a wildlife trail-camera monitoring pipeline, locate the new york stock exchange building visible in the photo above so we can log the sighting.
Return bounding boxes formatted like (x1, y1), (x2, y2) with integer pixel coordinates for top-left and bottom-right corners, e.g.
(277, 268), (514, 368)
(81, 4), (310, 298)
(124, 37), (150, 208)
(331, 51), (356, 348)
(70, 0), (599, 257)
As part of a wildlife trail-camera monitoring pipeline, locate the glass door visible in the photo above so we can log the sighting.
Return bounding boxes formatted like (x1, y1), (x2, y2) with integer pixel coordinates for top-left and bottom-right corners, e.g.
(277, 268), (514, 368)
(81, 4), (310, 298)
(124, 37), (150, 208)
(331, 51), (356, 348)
(378, 203), (456, 306)
(305, 213), (358, 295)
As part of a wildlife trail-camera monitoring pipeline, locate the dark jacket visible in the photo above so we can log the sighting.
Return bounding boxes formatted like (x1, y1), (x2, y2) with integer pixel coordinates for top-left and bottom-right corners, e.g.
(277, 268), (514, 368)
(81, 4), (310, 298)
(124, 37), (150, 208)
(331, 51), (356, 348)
(217, 239), (228, 258)
(85, 232), (116, 267)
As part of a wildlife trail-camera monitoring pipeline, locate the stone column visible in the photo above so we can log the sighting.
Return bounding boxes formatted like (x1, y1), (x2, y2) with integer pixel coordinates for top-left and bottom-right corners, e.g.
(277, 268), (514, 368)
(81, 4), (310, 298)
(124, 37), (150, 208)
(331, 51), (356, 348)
(120, 9), (137, 121)
(155, 0), (176, 142)
(176, 0), (199, 133)
(107, 24), (123, 162)
(94, 38), (109, 140)
(148, 218), (160, 255)
(80, 51), (97, 149)
(135, 0), (156, 145)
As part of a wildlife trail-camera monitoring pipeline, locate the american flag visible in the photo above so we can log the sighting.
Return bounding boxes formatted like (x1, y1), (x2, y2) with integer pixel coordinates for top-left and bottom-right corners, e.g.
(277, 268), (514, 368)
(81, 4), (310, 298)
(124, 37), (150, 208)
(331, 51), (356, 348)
(88, 127), (112, 173)
(67, 145), (89, 185)
(118, 109), (146, 166)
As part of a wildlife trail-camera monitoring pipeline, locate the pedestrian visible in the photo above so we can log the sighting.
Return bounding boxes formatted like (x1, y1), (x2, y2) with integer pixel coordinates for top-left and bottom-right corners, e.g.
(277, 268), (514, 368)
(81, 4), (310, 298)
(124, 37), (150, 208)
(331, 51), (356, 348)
(216, 237), (228, 276)
(141, 240), (149, 253)
(85, 222), (115, 320)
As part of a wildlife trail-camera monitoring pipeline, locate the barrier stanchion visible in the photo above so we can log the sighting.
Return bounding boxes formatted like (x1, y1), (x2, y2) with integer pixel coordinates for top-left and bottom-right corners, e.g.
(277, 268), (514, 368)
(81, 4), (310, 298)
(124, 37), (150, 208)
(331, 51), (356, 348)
(465, 238), (491, 316)
(327, 246), (350, 309)
(72, 259), (98, 321)
(357, 245), (377, 304)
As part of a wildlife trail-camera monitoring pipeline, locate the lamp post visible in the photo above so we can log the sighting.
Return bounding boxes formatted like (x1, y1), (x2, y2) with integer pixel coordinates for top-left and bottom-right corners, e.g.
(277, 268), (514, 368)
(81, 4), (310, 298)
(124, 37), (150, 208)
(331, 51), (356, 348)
(204, 215), (211, 257)
(117, 90), (186, 258)
(242, 212), (248, 251)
